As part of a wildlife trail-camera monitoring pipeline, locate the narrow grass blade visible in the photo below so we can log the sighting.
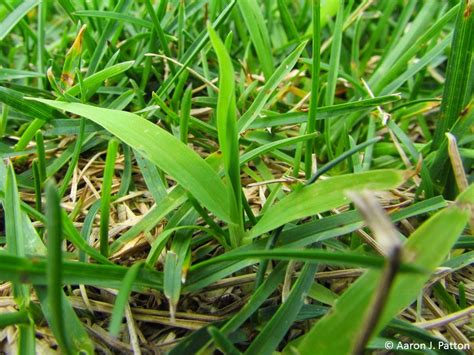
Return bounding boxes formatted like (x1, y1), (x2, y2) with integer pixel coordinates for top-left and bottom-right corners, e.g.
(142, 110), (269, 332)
(100, 139), (119, 257)
(74, 10), (153, 28)
(0, 251), (163, 290)
(45, 182), (70, 353)
(324, 0), (344, 159)
(62, 210), (113, 265)
(237, 42), (307, 133)
(0, 68), (44, 81)
(0, 0), (40, 41)
(134, 150), (167, 202)
(208, 326), (241, 355)
(143, 0), (174, 71)
(65, 61), (135, 99)
(180, 86), (192, 144)
(306, 137), (382, 184)
(163, 251), (180, 320)
(111, 186), (187, 252)
(277, 0), (300, 42)
(240, 133), (319, 166)
(304, 0), (321, 177)
(155, 1), (236, 98)
(0, 86), (56, 122)
(86, 0), (132, 75)
(237, 0), (274, 79)
(446, 133), (469, 192)
(5, 163), (26, 259)
(369, 0), (443, 90)
(208, 24), (244, 247)
(192, 249), (419, 273)
(35, 131), (47, 184)
(59, 118), (86, 198)
(0, 310), (30, 327)
(32, 160), (42, 212)
(249, 94), (401, 129)
(34, 285), (95, 354)
(246, 263), (318, 355)
(109, 262), (144, 337)
(432, 0), (474, 150)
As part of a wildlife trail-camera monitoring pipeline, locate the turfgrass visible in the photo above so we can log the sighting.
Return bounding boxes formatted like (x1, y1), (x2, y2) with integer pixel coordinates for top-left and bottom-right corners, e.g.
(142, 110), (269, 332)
(0, 0), (473, 354)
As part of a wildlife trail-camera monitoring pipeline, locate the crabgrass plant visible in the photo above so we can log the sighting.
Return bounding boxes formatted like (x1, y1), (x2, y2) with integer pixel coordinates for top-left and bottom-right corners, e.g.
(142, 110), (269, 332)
(0, 0), (473, 353)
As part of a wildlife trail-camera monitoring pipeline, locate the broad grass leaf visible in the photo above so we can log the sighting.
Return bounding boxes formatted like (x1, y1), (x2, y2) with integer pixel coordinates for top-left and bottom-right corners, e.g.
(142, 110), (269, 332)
(247, 170), (410, 240)
(30, 99), (232, 223)
(293, 184), (473, 355)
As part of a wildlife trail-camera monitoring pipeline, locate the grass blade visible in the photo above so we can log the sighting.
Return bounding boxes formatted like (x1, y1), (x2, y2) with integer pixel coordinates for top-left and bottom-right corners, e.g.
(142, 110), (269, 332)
(237, 0), (274, 79)
(100, 139), (119, 257)
(45, 181), (70, 353)
(432, 0), (474, 150)
(0, 0), (40, 41)
(247, 170), (410, 240)
(208, 24), (244, 246)
(294, 184), (474, 354)
(30, 99), (232, 223)
(109, 262), (144, 337)
(237, 42), (307, 133)
(304, 0), (321, 177)
(245, 263), (318, 355)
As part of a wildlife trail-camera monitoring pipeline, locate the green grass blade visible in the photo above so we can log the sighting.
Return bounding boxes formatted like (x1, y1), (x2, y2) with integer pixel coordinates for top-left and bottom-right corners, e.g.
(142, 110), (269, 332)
(58, 118), (86, 198)
(64, 61), (135, 99)
(304, 0), (321, 177)
(0, 68), (44, 80)
(45, 181), (71, 353)
(109, 262), (144, 337)
(154, 1), (236, 99)
(86, 0), (132, 75)
(143, 0), (175, 73)
(111, 186), (187, 252)
(431, 0), (474, 169)
(134, 150), (167, 202)
(369, 0), (442, 90)
(192, 249), (420, 273)
(180, 85), (192, 144)
(294, 184), (474, 354)
(0, 251), (163, 290)
(218, 262), (286, 337)
(0, 86), (56, 122)
(248, 94), (401, 129)
(30, 99), (232, 223)
(237, 42), (307, 133)
(247, 170), (410, 240)
(34, 285), (95, 354)
(5, 163), (26, 259)
(277, 0), (300, 42)
(323, 0), (344, 160)
(74, 10), (153, 28)
(0, 310), (30, 327)
(208, 24), (244, 246)
(0, 0), (40, 41)
(34, 131), (47, 184)
(163, 251), (180, 318)
(240, 133), (319, 166)
(237, 0), (274, 79)
(208, 326), (241, 355)
(100, 139), (119, 257)
(245, 263), (318, 355)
